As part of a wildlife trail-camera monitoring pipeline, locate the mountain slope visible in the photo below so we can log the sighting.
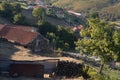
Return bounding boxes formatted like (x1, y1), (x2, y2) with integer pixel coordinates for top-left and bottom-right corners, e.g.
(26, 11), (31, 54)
(49, 0), (120, 12)
(99, 2), (120, 21)
(50, 0), (108, 11)
(48, 0), (120, 21)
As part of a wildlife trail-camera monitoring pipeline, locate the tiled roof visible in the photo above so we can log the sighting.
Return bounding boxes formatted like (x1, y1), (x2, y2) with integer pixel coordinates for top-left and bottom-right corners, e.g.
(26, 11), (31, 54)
(72, 27), (77, 31)
(78, 25), (83, 30)
(5, 25), (35, 32)
(72, 25), (84, 31)
(0, 24), (5, 31)
(0, 24), (39, 45)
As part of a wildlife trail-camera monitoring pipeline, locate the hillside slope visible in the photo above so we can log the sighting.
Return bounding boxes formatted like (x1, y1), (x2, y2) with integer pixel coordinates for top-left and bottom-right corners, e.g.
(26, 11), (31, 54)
(48, 0), (120, 21)
(51, 0), (110, 11)
(99, 2), (120, 21)
(48, 0), (120, 11)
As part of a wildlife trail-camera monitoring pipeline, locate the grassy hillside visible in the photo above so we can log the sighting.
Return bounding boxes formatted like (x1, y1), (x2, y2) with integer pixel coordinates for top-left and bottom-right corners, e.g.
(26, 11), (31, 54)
(48, 0), (120, 21)
(99, 3), (120, 21)
(50, 0), (111, 11)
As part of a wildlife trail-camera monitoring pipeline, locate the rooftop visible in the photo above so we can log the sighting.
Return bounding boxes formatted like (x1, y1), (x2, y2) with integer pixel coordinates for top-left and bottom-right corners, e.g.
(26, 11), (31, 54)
(0, 24), (39, 45)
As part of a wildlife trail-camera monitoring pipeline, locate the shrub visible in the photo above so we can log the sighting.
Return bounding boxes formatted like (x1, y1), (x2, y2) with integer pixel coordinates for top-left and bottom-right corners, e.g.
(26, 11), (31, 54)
(55, 61), (89, 78)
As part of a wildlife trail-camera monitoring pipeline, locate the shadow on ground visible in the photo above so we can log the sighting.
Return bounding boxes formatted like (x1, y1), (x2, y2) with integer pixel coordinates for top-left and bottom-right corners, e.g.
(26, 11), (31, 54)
(0, 40), (20, 60)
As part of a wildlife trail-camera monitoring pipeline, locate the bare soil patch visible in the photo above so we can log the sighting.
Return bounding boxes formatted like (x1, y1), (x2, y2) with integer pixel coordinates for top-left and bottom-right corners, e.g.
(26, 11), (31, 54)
(0, 41), (81, 63)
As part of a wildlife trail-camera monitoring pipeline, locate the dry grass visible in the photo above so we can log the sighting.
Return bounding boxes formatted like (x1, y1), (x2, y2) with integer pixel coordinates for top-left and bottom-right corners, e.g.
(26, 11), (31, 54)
(0, 41), (81, 63)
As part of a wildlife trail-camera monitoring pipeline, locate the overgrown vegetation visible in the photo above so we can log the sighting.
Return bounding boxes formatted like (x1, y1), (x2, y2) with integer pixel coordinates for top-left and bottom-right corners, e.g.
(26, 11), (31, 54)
(99, 3), (120, 21)
(55, 60), (120, 80)
(55, 61), (90, 79)
(0, 0), (27, 25)
(38, 22), (77, 51)
(75, 18), (120, 74)
(32, 7), (46, 26)
(47, 0), (120, 21)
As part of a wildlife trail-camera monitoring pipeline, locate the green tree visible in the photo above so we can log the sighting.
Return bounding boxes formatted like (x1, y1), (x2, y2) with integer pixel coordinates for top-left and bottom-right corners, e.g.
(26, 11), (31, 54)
(56, 25), (76, 50)
(90, 11), (99, 18)
(38, 22), (76, 51)
(0, 1), (22, 22)
(11, 3), (21, 15)
(32, 7), (46, 25)
(75, 18), (120, 74)
(13, 13), (27, 25)
(46, 32), (57, 53)
(38, 22), (57, 36)
(0, 0), (13, 18)
(46, 32), (56, 43)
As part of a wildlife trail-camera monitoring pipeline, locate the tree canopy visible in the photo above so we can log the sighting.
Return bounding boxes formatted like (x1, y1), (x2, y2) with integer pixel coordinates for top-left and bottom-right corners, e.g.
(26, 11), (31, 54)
(0, 0), (23, 23)
(32, 7), (46, 25)
(13, 13), (27, 25)
(38, 22), (76, 51)
(0, 1), (14, 18)
(75, 18), (120, 73)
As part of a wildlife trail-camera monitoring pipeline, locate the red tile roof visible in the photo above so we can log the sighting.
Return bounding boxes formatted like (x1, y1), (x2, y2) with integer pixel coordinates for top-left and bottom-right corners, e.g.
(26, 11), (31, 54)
(78, 25), (83, 30)
(5, 25), (35, 32)
(0, 24), (5, 31)
(72, 27), (77, 31)
(0, 24), (39, 45)
(72, 25), (84, 31)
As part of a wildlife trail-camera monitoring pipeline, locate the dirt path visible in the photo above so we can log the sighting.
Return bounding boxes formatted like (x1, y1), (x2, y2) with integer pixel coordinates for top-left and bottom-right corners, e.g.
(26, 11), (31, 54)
(12, 45), (81, 63)
(0, 41), (81, 63)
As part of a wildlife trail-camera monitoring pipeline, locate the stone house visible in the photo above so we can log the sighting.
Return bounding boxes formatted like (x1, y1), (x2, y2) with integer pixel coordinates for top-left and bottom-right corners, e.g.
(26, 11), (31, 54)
(0, 24), (50, 52)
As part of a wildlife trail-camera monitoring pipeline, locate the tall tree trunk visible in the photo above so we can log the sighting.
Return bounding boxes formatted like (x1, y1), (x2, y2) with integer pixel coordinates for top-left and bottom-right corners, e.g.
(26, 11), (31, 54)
(99, 62), (105, 74)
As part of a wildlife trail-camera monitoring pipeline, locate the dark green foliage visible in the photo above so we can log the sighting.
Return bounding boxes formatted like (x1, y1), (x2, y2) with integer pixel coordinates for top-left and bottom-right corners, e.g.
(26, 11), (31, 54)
(0, 0), (24, 23)
(75, 18), (120, 73)
(32, 7), (46, 25)
(90, 12), (99, 19)
(13, 13), (27, 25)
(38, 22), (57, 36)
(11, 3), (21, 15)
(38, 22), (77, 51)
(56, 26), (77, 50)
(55, 61), (90, 78)
(0, 1), (14, 18)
